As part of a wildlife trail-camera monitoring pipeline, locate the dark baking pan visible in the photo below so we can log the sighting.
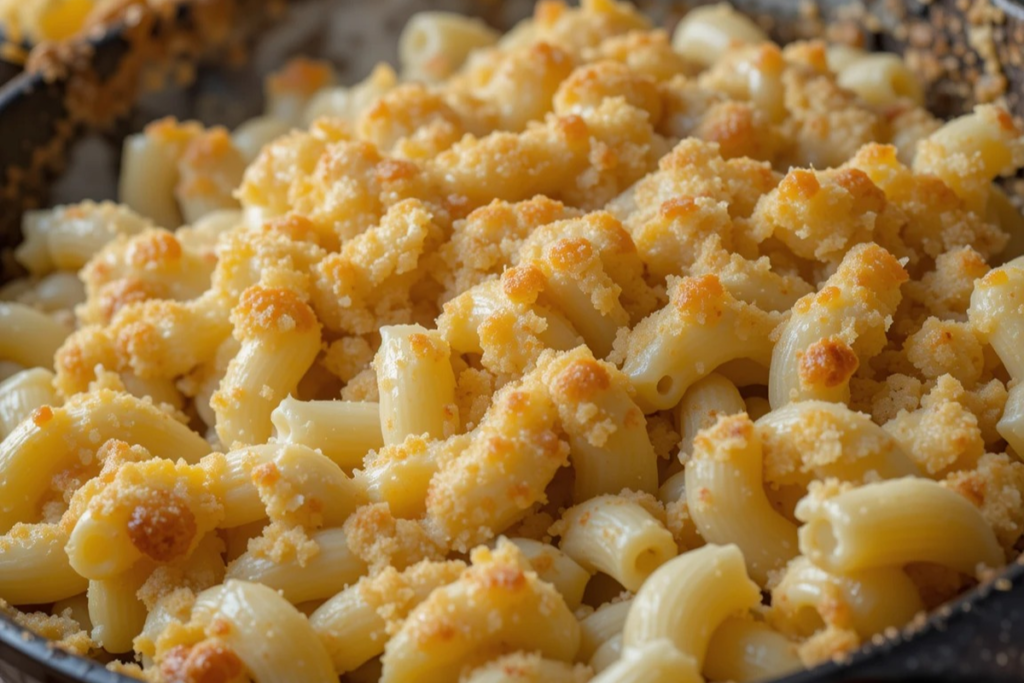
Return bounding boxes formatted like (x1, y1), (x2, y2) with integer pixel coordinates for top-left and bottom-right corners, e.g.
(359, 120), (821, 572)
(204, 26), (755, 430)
(2, 0), (1024, 681)
(0, 40), (27, 89)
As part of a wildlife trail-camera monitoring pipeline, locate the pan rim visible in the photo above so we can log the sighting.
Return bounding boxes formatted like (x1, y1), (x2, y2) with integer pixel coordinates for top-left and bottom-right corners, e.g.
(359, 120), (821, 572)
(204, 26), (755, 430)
(1, 1), (1023, 680)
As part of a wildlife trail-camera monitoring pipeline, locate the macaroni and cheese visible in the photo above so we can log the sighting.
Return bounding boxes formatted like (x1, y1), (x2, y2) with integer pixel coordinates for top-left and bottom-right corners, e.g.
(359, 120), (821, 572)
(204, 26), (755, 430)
(2, 1), (1024, 682)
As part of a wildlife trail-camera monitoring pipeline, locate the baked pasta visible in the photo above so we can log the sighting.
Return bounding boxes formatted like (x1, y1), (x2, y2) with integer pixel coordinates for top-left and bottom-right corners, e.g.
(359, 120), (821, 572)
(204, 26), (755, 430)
(2, 1), (1024, 682)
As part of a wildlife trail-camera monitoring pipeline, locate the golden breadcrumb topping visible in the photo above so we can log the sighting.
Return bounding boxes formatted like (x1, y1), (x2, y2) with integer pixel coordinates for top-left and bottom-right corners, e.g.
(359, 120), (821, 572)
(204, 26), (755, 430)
(4, 0), (1024, 677)
(2, 602), (93, 655)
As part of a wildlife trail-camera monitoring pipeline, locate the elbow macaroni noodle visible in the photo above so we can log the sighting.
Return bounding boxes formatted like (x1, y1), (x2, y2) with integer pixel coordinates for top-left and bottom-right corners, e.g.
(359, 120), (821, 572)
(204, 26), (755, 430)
(2, 1), (1024, 681)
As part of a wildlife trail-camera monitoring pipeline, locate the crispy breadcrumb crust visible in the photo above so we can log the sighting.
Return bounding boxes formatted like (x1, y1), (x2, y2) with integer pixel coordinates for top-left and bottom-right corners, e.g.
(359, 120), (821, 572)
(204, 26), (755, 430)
(5, 0), (1024, 674)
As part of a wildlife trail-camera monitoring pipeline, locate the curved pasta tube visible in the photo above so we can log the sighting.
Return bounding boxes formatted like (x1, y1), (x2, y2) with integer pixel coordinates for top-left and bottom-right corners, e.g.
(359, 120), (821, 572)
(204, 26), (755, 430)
(913, 105), (1024, 214)
(212, 285), (322, 448)
(264, 58), (336, 126)
(271, 397), (384, 472)
(188, 337), (238, 432)
(0, 389), (210, 532)
(998, 383), (1024, 457)
(511, 235), (630, 359)
(796, 477), (1004, 575)
(970, 259), (1024, 453)
(311, 583), (389, 674)
(685, 414), (798, 584)
(579, 599), (633, 663)
(438, 277), (583, 374)
(555, 494), (677, 592)
(301, 63), (398, 126)
(0, 302), (68, 369)
(507, 537), (590, 610)
(703, 43), (786, 123)
(190, 579), (336, 683)
(970, 258), (1024, 380)
(119, 374), (185, 412)
(398, 11), (499, 83)
(424, 368), (569, 552)
(119, 126), (184, 229)
(448, 35), (574, 134)
(755, 400), (921, 488)
(463, 652), (588, 683)
(703, 617), (803, 682)
(590, 634), (624, 674)
(132, 122), (243, 229)
(232, 116), (292, 163)
(359, 433), (461, 520)
(12, 212), (51, 275)
(87, 561), (151, 653)
(0, 523), (88, 605)
(25, 272), (87, 313)
(309, 559), (465, 674)
(225, 528), (367, 604)
(218, 443), (366, 529)
(541, 346), (658, 498)
(675, 372), (745, 459)
(769, 243), (907, 409)
(657, 470), (686, 505)
(837, 53), (924, 107)
(375, 324), (459, 446)
(768, 556), (923, 639)
(671, 3), (767, 67)
(0, 368), (57, 439)
(379, 542), (580, 683)
(623, 544), (760, 668)
(591, 639), (702, 683)
(66, 457), (222, 580)
(825, 45), (867, 72)
(623, 274), (780, 412)
(15, 201), (153, 277)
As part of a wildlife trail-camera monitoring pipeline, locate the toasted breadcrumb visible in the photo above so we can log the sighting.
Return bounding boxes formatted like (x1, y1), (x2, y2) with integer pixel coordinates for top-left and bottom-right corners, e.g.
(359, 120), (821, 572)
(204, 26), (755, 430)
(455, 366), (498, 431)
(944, 452), (1024, 551)
(341, 366), (380, 403)
(322, 336), (376, 384)
(663, 497), (705, 552)
(750, 166), (906, 264)
(797, 625), (861, 667)
(343, 503), (444, 573)
(884, 376), (985, 477)
(440, 197), (581, 301)
(646, 412), (679, 461)
(2, 603), (93, 655)
(360, 559), (466, 636)
(245, 521), (319, 566)
(424, 360), (570, 553)
(6, 1), (1024, 677)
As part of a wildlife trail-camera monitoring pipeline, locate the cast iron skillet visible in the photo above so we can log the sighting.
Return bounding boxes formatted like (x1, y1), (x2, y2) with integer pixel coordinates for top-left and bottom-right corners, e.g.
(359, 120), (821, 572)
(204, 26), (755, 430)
(2, 1), (1024, 681)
